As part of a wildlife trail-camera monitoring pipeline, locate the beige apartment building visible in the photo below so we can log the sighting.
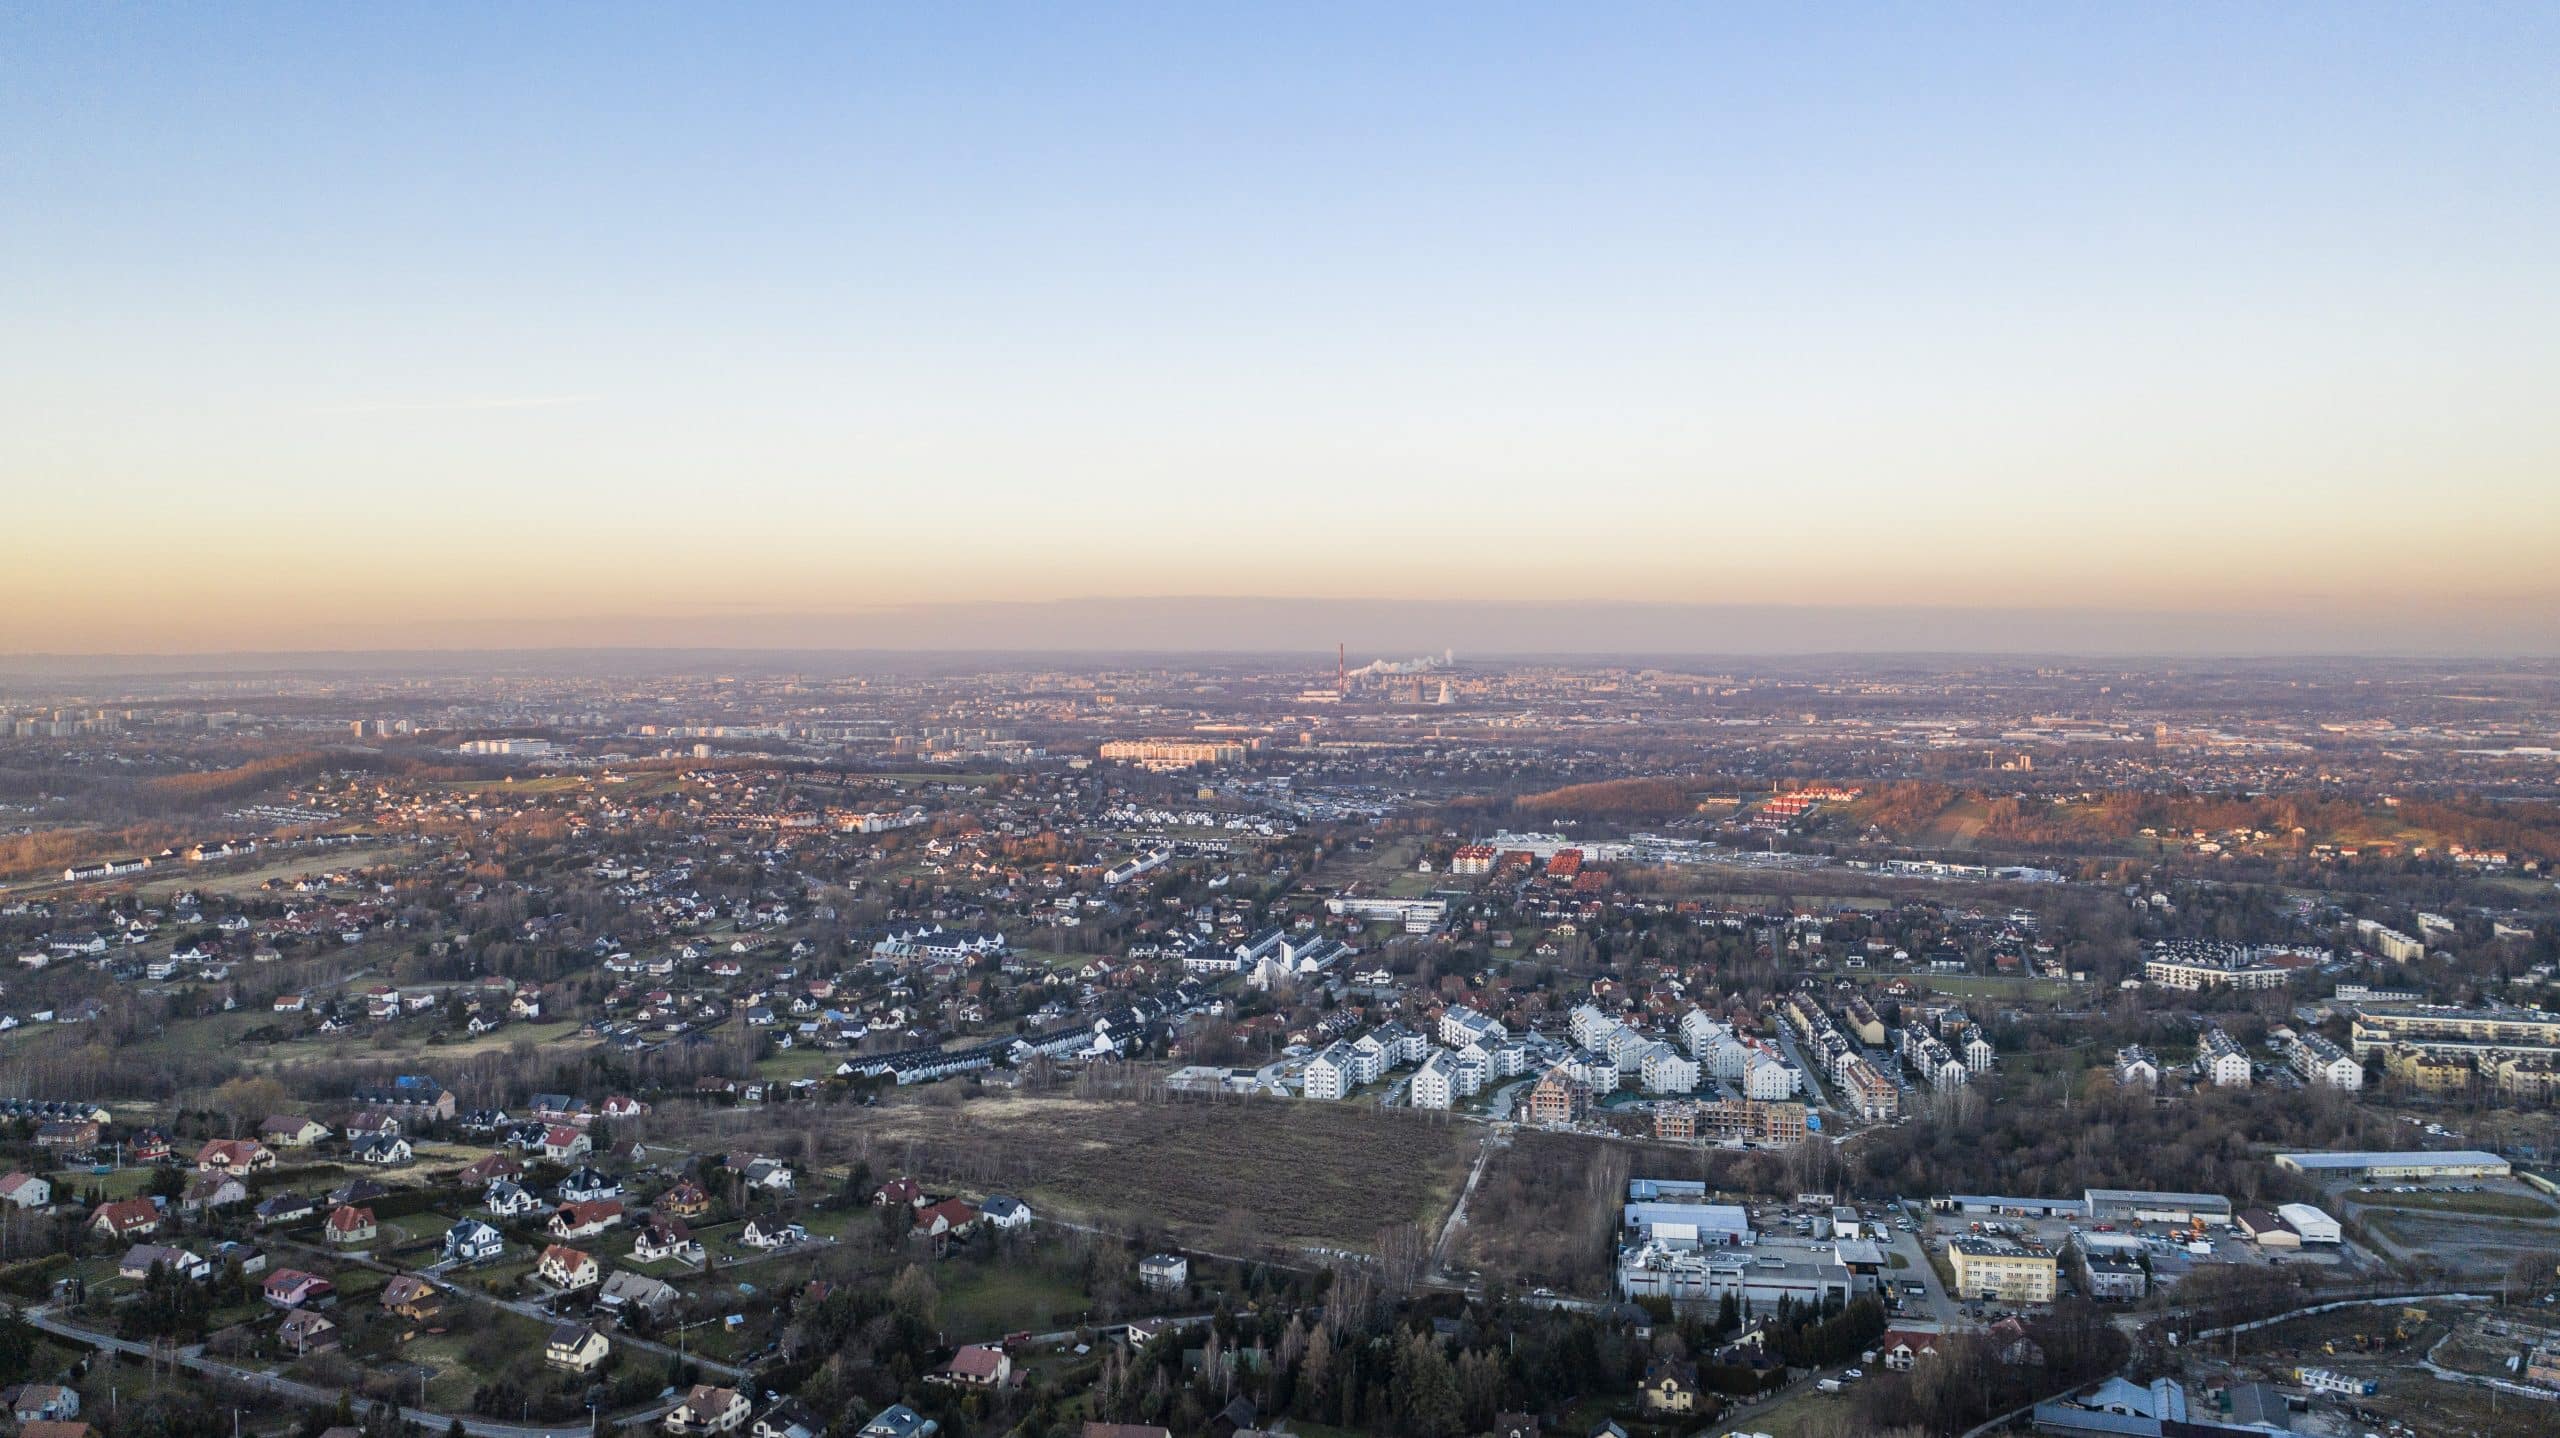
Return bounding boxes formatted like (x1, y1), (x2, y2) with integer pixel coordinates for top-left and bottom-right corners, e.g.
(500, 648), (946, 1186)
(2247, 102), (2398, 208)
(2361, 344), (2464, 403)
(2349, 1003), (2560, 1061)
(1949, 1237), (2057, 1304)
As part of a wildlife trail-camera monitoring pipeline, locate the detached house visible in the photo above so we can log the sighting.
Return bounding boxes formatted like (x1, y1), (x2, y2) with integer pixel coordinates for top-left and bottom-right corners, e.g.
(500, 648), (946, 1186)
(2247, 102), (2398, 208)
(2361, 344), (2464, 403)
(181, 1173), (249, 1215)
(278, 1308), (339, 1355)
(632, 1217), (703, 1266)
(255, 1192), (316, 1226)
(597, 1269), (681, 1318)
(324, 1205), (377, 1245)
(89, 1198), (162, 1241)
(558, 1166), (622, 1203)
(728, 1155), (795, 1193)
(545, 1322), (612, 1373)
(932, 1344), (1012, 1390)
(119, 1244), (213, 1283)
(459, 1154), (523, 1189)
(7, 1385), (80, 1424)
(196, 1138), (277, 1174)
(912, 1198), (978, 1241)
(664, 1386), (751, 1435)
(1879, 1330), (1943, 1371)
(538, 1243), (600, 1292)
(380, 1274), (444, 1322)
(750, 1398), (824, 1438)
(355, 1135), (413, 1167)
(258, 1115), (331, 1148)
(1640, 1359), (1700, 1415)
(262, 1268), (334, 1308)
(445, 1219), (505, 1264)
(550, 1199), (625, 1241)
(486, 1181), (545, 1218)
(739, 1218), (805, 1251)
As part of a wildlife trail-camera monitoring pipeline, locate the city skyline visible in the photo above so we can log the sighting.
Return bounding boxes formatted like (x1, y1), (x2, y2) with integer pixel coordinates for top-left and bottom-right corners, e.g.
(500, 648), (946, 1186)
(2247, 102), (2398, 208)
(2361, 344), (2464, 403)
(7, 4), (2558, 654)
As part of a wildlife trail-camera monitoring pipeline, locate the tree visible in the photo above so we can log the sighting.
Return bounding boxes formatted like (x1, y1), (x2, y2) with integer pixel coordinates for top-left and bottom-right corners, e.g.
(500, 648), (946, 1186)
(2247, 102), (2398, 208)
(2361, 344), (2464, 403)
(1300, 1323), (1336, 1418)
(887, 1264), (939, 1331)
(0, 1305), (36, 1384)
(208, 1075), (292, 1132)
(1394, 1332), (1463, 1438)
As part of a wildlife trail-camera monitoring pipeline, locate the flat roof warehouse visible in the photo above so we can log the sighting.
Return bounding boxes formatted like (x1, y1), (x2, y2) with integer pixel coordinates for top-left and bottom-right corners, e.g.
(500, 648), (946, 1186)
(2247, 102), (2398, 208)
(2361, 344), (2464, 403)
(2273, 1150), (2511, 1178)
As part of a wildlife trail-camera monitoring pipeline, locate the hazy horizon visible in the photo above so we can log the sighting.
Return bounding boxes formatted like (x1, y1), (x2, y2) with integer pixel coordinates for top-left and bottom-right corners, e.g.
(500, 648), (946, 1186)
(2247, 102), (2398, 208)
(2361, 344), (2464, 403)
(5, 595), (2559, 669)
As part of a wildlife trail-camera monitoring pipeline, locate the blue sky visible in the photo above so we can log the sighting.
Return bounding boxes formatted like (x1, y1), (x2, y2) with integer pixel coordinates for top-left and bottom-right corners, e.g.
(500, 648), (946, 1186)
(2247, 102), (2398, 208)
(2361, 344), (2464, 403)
(4, 5), (2557, 651)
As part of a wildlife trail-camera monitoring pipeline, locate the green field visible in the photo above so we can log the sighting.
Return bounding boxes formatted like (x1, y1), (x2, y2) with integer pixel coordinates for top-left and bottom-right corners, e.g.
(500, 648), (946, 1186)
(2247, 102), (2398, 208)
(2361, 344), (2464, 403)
(393, 1331), (489, 1410)
(1749, 1386), (1865, 1438)
(755, 1047), (845, 1081)
(939, 1262), (1093, 1338)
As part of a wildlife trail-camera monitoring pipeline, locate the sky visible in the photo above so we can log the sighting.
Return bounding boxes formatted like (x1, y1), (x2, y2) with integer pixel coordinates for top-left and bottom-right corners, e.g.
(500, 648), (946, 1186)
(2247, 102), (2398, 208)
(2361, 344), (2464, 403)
(3, 4), (2557, 655)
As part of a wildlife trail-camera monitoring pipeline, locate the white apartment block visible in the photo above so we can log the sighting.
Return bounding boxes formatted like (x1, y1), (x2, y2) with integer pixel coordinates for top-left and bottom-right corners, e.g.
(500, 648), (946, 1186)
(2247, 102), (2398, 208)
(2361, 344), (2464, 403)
(1606, 1024), (1653, 1075)
(1640, 1043), (1701, 1095)
(1744, 1051), (1802, 1100)
(1679, 1008), (1728, 1057)
(1409, 1052), (1460, 1110)
(1571, 1004), (1618, 1051)
(1302, 1046), (1352, 1101)
(1440, 1005), (1506, 1049)
(1326, 895), (1448, 932)
(2291, 1033), (2363, 1090)
(2198, 1028), (2253, 1087)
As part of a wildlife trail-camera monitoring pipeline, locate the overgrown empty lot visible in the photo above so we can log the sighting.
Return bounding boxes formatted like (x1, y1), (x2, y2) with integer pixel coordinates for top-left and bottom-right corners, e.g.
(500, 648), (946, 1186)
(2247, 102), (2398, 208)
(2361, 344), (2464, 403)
(813, 1091), (1480, 1253)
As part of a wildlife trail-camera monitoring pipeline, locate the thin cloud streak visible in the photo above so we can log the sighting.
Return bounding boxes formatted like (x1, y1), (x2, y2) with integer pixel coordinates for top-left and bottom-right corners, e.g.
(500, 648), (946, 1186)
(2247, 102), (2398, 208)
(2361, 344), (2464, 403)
(305, 394), (601, 416)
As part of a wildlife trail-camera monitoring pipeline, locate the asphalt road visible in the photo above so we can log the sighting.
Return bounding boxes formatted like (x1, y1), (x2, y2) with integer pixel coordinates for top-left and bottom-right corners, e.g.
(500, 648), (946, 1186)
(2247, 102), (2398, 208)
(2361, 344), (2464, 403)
(268, 1230), (750, 1381)
(25, 1303), (680, 1438)
(1883, 1217), (1963, 1326)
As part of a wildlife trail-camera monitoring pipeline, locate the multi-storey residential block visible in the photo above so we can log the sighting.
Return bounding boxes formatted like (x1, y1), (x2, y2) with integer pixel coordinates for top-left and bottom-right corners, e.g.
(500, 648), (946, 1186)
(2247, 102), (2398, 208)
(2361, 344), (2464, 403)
(1440, 1005), (1506, 1050)
(1302, 1044), (1352, 1101)
(2197, 1027), (2252, 1087)
(2348, 1003), (2560, 1063)
(1654, 1097), (1810, 1145)
(1524, 1065), (1591, 1126)
(1097, 738), (1246, 767)
(1949, 1237), (2057, 1303)
(1410, 1051), (1459, 1111)
(2290, 1032), (2363, 1090)
(1639, 1043), (1700, 1095)
(1743, 1051), (1801, 1101)
(2114, 1045), (2161, 1089)
(2382, 1045), (2472, 1095)
(2143, 941), (2322, 991)
(1837, 1056), (1899, 1122)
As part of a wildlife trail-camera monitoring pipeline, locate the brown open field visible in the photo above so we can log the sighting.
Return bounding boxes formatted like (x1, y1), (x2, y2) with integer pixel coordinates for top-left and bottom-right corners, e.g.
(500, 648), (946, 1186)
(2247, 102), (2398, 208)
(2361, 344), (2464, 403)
(1916, 798), (1991, 849)
(1451, 1128), (1630, 1296)
(135, 844), (414, 899)
(742, 1091), (1480, 1254)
